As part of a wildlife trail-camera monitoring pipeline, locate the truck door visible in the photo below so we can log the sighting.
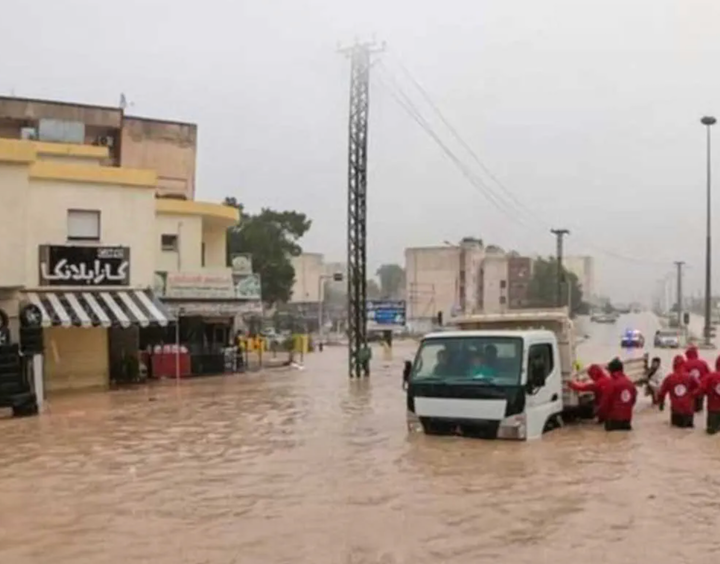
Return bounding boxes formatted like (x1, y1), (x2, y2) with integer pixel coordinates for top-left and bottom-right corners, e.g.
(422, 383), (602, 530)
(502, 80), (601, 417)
(524, 340), (562, 438)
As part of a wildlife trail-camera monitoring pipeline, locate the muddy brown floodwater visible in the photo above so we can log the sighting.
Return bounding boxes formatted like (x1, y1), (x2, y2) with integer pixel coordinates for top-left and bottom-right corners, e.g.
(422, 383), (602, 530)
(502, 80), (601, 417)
(3, 316), (720, 564)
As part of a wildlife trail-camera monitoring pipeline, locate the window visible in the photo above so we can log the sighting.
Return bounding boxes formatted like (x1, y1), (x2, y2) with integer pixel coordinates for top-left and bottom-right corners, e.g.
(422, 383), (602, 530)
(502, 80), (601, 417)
(500, 280), (507, 289)
(500, 296), (507, 305)
(161, 234), (178, 252)
(67, 209), (100, 241)
(410, 336), (523, 385)
(528, 343), (554, 378)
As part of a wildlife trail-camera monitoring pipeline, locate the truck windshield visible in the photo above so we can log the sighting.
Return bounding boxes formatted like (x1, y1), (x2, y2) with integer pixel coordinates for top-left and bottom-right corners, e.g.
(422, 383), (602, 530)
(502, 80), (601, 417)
(411, 336), (523, 386)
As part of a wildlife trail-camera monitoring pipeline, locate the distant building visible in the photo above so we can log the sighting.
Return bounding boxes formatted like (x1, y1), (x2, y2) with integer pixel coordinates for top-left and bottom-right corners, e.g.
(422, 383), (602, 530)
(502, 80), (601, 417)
(0, 96), (197, 200)
(290, 253), (325, 302)
(563, 255), (596, 301)
(404, 240), (533, 324)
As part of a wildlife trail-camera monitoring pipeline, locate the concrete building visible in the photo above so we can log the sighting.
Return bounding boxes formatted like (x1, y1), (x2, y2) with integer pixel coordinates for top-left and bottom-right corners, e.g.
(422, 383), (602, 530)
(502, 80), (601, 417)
(0, 96), (197, 200)
(0, 138), (238, 393)
(405, 239), (485, 324)
(405, 241), (533, 323)
(291, 253), (326, 303)
(564, 255), (596, 301)
(289, 254), (346, 303)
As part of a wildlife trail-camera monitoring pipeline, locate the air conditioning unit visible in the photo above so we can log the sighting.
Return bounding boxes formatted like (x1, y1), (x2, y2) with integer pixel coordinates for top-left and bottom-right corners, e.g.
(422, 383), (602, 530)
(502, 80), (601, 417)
(96, 136), (114, 147)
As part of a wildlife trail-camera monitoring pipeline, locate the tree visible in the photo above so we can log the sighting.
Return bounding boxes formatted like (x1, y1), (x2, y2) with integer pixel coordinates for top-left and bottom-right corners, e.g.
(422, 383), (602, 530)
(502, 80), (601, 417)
(526, 257), (585, 316)
(376, 264), (405, 298)
(224, 198), (311, 306)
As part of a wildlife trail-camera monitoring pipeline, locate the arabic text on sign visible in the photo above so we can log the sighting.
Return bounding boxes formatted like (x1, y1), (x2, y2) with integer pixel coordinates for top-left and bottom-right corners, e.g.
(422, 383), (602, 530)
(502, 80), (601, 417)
(41, 259), (129, 285)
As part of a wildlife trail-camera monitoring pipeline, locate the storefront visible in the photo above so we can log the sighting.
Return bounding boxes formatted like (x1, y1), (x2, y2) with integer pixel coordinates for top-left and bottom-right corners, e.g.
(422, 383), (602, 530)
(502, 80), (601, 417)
(25, 244), (174, 392)
(153, 270), (262, 376)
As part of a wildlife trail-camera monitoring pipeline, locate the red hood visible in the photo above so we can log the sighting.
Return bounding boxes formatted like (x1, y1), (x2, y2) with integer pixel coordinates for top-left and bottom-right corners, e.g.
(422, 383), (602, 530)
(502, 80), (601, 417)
(587, 364), (608, 381)
(673, 355), (686, 371)
(686, 346), (699, 360)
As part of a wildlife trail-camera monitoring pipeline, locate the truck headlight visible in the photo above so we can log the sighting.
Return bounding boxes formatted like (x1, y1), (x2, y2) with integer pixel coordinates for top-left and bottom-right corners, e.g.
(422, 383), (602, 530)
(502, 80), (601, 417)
(497, 413), (527, 440)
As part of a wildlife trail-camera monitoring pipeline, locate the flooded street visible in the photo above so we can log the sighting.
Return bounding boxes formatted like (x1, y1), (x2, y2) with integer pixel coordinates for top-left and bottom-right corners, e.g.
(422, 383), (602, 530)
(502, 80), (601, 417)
(3, 313), (720, 563)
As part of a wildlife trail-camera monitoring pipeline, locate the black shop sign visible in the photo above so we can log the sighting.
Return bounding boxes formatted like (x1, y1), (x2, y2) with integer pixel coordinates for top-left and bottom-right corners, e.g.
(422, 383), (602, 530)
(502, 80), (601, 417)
(38, 245), (130, 286)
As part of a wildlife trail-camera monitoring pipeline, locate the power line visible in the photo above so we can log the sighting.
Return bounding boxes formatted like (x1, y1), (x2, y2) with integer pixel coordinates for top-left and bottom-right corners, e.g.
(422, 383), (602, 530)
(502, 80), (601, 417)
(381, 54), (677, 268)
(375, 67), (545, 234)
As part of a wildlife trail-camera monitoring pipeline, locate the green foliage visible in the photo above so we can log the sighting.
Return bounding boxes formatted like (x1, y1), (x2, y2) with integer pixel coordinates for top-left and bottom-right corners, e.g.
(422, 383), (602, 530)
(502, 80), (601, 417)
(224, 198), (311, 305)
(527, 257), (585, 315)
(376, 264), (405, 298)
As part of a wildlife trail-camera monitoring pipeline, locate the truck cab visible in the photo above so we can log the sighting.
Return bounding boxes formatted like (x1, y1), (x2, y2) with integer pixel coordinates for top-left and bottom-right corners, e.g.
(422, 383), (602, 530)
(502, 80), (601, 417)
(403, 309), (575, 440)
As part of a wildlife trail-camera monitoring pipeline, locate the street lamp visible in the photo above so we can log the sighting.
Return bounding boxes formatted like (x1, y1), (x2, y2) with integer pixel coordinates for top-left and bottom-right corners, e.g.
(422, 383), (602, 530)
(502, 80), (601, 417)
(701, 116), (716, 346)
(318, 272), (343, 343)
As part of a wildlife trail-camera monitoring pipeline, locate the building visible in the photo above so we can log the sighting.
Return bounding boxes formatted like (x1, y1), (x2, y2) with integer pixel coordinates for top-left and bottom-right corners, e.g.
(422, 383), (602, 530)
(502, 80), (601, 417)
(152, 198), (249, 359)
(405, 239), (485, 325)
(564, 255), (596, 301)
(0, 135), (239, 393)
(290, 253), (325, 303)
(405, 241), (533, 323)
(478, 254), (533, 313)
(0, 138), (172, 392)
(0, 96), (197, 200)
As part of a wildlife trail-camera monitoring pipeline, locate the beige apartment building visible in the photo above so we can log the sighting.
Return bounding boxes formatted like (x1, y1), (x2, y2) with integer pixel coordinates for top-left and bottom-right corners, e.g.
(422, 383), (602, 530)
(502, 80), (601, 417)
(0, 120), (240, 393)
(290, 254), (346, 304)
(405, 241), (533, 327)
(0, 96), (197, 199)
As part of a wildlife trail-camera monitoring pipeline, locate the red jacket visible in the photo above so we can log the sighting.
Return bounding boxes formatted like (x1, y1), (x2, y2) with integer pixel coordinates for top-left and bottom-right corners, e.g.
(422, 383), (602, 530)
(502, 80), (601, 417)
(569, 364), (612, 421)
(685, 346), (710, 386)
(659, 356), (699, 416)
(599, 372), (637, 422)
(699, 356), (720, 413)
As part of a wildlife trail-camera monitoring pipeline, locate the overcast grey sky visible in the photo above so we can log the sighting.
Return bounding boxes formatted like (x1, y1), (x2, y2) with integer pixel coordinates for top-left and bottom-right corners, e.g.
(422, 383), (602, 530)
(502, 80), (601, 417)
(2, 0), (720, 302)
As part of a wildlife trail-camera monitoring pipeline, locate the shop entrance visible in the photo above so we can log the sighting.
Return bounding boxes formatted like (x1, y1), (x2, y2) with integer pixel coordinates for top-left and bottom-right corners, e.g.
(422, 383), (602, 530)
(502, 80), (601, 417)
(108, 326), (141, 385)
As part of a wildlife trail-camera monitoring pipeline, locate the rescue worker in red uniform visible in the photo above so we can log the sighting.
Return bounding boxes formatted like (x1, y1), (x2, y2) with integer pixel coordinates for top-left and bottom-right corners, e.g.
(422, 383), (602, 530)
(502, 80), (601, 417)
(598, 358), (637, 431)
(698, 356), (720, 434)
(658, 355), (699, 428)
(684, 346), (710, 412)
(568, 364), (612, 422)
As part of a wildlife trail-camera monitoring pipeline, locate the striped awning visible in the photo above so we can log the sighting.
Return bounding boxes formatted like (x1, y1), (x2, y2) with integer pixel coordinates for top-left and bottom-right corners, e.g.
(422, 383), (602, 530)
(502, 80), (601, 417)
(25, 290), (175, 329)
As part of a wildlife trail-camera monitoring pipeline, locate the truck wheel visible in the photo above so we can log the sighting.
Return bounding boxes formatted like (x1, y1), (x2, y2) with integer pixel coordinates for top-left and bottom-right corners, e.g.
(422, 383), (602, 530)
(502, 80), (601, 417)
(543, 415), (562, 433)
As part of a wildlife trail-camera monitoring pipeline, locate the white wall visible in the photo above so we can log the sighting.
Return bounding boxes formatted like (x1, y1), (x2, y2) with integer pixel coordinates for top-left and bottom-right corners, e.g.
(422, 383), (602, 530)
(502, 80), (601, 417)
(291, 253), (325, 302)
(405, 247), (460, 320)
(155, 214), (203, 273)
(481, 256), (509, 314)
(25, 179), (156, 287)
(0, 164), (30, 287)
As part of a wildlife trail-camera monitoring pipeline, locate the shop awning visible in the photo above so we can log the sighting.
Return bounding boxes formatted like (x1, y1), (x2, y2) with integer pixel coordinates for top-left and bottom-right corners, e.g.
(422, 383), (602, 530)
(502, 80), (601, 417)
(25, 290), (175, 329)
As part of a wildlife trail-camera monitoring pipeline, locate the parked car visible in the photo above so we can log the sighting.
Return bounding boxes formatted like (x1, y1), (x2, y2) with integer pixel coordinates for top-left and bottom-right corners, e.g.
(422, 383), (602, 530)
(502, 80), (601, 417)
(621, 329), (645, 348)
(654, 329), (680, 349)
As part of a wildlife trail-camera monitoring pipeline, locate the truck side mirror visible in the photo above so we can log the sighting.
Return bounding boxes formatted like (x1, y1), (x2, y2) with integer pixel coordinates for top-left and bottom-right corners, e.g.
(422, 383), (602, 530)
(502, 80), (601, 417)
(402, 360), (412, 389)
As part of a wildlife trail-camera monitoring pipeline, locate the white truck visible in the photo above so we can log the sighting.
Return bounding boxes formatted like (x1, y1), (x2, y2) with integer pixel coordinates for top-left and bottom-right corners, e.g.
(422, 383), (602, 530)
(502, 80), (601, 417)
(402, 308), (645, 440)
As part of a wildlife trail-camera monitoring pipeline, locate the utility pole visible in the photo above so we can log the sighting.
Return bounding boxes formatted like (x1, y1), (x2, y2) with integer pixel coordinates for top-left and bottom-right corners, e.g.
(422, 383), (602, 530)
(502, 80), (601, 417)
(551, 229), (570, 308)
(675, 261), (685, 328)
(702, 116), (716, 346)
(340, 40), (383, 378)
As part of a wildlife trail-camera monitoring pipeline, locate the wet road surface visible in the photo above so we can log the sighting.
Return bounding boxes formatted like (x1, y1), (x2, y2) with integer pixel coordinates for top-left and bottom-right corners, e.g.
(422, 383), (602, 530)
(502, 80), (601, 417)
(2, 313), (720, 563)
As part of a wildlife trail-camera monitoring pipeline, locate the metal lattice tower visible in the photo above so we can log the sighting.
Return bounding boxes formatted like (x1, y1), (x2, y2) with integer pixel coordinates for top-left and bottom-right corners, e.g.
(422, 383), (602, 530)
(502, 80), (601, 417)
(341, 41), (381, 378)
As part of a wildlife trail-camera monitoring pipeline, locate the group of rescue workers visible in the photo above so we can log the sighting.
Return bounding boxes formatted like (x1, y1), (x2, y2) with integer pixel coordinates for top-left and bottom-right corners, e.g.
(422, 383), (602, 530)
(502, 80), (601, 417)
(568, 345), (720, 434)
